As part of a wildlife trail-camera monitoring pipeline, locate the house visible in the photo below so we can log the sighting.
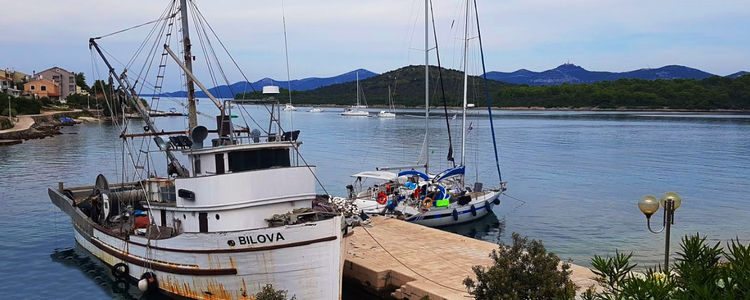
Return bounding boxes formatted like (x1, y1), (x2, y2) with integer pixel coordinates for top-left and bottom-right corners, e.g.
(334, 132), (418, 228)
(0, 75), (22, 97)
(0, 69), (30, 84)
(23, 78), (61, 100)
(35, 67), (77, 99)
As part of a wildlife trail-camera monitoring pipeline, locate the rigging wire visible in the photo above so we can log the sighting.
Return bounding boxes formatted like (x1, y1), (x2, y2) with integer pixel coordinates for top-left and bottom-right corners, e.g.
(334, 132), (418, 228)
(430, 0), (456, 167)
(472, 0), (503, 183)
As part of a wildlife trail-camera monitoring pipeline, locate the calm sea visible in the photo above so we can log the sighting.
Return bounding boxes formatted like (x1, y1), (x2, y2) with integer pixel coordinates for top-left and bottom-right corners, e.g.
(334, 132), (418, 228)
(1, 103), (749, 299)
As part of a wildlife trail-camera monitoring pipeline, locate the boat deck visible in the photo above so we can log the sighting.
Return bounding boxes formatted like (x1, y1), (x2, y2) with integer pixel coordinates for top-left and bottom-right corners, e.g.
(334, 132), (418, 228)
(343, 217), (597, 299)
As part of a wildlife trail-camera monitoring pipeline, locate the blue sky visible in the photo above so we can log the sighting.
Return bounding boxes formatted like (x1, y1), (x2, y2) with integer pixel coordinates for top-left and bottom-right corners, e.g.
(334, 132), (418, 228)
(1, 0), (748, 91)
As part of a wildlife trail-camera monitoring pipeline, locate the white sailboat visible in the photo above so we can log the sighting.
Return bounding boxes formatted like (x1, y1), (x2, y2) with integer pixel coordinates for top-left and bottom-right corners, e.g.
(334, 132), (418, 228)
(349, 0), (506, 227)
(308, 107), (323, 113)
(341, 72), (369, 116)
(49, 1), (345, 299)
(377, 85), (396, 118)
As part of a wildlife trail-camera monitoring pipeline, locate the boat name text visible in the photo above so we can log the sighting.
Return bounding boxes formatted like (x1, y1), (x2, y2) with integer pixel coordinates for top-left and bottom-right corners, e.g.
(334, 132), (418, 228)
(235, 233), (285, 245)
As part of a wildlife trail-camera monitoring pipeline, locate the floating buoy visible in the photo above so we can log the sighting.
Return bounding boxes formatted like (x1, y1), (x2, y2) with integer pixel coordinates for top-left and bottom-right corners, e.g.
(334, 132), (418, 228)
(138, 272), (158, 293)
(111, 262), (129, 279)
(452, 209), (459, 221)
(470, 205), (477, 216)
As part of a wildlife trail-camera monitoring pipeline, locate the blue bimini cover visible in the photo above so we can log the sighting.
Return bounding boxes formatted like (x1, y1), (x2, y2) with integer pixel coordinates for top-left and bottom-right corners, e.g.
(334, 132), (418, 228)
(433, 166), (465, 182)
(397, 170), (430, 181)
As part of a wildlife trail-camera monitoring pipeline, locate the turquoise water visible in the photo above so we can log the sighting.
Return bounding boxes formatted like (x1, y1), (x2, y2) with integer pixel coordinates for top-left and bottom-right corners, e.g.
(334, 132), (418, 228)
(1, 106), (749, 298)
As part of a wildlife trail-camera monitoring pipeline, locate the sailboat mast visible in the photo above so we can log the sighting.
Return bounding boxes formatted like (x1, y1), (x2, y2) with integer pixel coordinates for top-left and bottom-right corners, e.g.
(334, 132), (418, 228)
(424, 0), (430, 173)
(180, 0), (198, 129)
(460, 0), (469, 168)
(356, 72), (360, 106)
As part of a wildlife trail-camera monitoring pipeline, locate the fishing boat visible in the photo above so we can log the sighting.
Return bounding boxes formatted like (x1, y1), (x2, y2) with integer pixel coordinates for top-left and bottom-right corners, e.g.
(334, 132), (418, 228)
(377, 85), (396, 118)
(349, 0), (506, 227)
(48, 1), (345, 299)
(341, 72), (369, 116)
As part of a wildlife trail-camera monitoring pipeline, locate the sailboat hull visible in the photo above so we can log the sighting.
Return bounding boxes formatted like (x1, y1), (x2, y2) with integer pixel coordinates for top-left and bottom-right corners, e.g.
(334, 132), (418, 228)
(49, 188), (344, 300)
(355, 190), (501, 227)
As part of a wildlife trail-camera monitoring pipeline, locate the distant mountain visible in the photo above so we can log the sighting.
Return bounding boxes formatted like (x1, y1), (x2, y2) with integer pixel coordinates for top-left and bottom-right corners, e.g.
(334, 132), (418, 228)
(485, 64), (716, 86)
(728, 71), (749, 79)
(242, 65), (513, 107)
(157, 69), (378, 98)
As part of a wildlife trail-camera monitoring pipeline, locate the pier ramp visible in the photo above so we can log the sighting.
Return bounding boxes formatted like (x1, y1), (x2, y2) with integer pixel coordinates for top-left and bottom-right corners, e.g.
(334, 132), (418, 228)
(343, 217), (596, 299)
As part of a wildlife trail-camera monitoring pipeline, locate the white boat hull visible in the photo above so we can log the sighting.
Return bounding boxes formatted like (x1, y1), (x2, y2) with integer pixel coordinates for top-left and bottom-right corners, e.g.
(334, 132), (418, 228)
(341, 110), (369, 116)
(50, 189), (344, 300)
(355, 190), (501, 227)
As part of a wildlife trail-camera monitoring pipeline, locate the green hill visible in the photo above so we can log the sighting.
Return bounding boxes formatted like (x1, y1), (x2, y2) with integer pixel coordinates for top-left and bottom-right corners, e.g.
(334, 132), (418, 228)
(237, 65), (512, 107)
(236, 66), (750, 110)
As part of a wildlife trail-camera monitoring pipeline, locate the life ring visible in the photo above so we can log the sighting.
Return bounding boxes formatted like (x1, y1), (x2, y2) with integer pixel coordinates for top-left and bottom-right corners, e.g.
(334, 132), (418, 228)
(377, 192), (388, 205)
(422, 197), (433, 209)
(414, 188), (422, 199)
(111, 262), (129, 279)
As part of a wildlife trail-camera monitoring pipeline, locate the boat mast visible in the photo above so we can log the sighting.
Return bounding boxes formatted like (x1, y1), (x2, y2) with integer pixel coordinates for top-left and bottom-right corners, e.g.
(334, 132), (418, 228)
(460, 0), (469, 169)
(356, 72), (360, 106)
(424, 0), (430, 174)
(179, 0), (198, 129)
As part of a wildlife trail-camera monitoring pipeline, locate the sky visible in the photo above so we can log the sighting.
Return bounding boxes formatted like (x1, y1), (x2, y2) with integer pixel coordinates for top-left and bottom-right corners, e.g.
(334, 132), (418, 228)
(1, 0), (749, 92)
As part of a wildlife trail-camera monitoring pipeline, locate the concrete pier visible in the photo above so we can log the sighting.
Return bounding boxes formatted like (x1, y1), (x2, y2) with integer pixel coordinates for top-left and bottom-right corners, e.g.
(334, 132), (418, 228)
(343, 217), (597, 299)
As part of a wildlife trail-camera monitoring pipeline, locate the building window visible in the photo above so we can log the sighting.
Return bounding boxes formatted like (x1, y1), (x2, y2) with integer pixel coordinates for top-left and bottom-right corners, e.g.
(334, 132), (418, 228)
(41, 86), (46, 91)
(31, 85), (35, 90)
(69, 77), (75, 83)
(69, 85), (75, 91)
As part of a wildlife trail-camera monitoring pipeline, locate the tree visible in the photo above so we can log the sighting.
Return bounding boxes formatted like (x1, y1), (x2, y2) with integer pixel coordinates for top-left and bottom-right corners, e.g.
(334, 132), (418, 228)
(463, 233), (578, 299)
(76, 72), (90, 92)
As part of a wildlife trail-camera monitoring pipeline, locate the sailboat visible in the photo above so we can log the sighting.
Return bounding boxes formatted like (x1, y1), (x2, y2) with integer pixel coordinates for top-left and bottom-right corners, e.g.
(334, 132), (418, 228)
(377, 85), (396, 118)
(48, 1), (345, 299)
(340, 72), (369, 116)
(349, 0), (506, 227)
(308, 107), (323, 113)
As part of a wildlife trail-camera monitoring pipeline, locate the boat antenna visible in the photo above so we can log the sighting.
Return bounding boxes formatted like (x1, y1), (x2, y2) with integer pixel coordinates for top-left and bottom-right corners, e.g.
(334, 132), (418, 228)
(179, 0), (198, 129)
(429, 0), (455, 167)
(282, 0), (294, 132)
(473, 0), (503, 183)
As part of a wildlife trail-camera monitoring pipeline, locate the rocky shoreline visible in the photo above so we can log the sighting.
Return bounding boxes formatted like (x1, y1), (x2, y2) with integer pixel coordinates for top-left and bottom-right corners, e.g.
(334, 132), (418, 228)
(0, 111), (99, 145)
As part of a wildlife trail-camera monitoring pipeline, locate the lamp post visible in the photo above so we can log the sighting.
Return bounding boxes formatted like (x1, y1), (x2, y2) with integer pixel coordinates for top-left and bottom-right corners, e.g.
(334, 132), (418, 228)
(638, 192), (682, 274)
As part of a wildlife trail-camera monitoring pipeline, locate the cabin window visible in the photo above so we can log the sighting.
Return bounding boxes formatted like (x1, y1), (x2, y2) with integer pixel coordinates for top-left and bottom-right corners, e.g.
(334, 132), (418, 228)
(199, 213), (208, 233)
(193, 157), (201, 175)
(228, 148), (290, 172)
(215, 154), (225, 174)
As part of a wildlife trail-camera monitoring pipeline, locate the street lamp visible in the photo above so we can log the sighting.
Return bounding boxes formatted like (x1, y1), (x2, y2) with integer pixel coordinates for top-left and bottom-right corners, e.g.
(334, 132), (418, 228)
(638, 192), (682, 274)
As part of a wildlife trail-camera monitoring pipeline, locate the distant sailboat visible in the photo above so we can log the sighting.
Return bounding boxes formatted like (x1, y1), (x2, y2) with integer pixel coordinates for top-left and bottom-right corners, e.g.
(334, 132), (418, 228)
(309, 107), (323, 113)
(377, 85), (396, 118)
(341, 72), (369, 116)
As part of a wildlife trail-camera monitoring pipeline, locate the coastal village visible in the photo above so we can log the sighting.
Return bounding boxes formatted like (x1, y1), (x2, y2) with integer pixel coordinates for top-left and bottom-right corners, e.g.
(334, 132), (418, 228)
(1, 1), (749, 300)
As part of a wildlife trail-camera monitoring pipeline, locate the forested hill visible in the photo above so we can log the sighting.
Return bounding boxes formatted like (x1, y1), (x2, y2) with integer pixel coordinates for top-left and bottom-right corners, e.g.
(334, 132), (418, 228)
(496, 75), (750, 110)
(236, 65), (512, 107)
(236, 66), (750, 110)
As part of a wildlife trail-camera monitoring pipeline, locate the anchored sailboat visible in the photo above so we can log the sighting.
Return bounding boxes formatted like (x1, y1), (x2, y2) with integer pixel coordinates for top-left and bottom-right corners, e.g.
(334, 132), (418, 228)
(341, 72), (369, 116)
(49, 1), (347, 299)
(377, 85), (396, 118)
(349, 0), (507, 227)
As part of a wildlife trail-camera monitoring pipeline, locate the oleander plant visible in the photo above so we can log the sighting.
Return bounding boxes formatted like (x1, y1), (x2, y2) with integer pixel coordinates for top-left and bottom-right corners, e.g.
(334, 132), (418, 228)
(582, 234), (750, 300)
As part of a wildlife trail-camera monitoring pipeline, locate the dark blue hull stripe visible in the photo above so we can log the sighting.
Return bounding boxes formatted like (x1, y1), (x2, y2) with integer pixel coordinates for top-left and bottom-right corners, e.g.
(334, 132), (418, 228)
(407, 204), (488, 221)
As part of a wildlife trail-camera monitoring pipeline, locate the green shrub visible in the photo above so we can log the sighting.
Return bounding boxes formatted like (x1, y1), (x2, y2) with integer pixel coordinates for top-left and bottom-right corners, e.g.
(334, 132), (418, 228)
(0, 116), (12, 129)
(253, 284), (297, 300)
(463, 232), (578, 299)
(583, 234), (750, 300)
